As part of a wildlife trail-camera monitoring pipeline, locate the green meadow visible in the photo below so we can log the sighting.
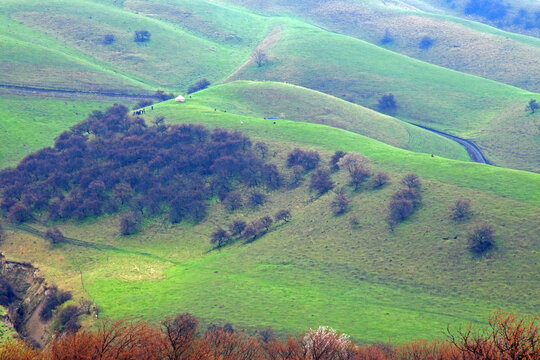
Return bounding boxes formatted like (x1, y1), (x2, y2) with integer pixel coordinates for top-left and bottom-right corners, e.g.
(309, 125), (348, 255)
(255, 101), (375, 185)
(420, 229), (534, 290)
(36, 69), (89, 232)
(3, 101), (537, 343)
(0, 0), (538, 346)
(0, 93), (122, 169)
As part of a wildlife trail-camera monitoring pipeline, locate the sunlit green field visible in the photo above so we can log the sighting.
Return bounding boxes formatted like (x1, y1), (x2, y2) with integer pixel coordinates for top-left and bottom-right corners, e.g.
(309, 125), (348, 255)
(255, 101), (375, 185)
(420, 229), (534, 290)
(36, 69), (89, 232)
(3, 101), (538, 343)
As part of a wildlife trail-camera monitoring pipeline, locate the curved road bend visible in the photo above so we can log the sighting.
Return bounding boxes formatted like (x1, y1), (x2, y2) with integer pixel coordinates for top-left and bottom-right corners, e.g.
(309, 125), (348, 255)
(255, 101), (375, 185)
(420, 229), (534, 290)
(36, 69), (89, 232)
(408, 123), (490, 164)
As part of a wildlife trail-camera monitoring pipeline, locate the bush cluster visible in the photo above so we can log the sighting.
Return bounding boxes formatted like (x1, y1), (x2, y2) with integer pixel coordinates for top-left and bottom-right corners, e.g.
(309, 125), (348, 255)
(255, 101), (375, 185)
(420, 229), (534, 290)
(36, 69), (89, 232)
(0, 106), (282, 235)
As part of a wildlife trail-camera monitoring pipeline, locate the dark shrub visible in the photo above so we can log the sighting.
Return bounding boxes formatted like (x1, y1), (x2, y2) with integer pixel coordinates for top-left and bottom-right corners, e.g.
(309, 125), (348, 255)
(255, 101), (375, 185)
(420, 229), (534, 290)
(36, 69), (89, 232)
(330, 192), (350, 216)
(468, 224), (495, 256)
(40, 288), (72, 321)
(389, 199), (414, 222)
(349, 216), (361, 229)
(378, 94), (397, 113)
(248, 192), (266, 208)
(154, 90), (175, 101)
(371, 172), (390, 189)
(401, 173), (421, 189)
(102, 34), (115, 45)
(258, 216), (273, 231)
(289, 165), (304, 188)
(45, 227), (65, 245)
(392, 188), (422, 208)
(134, 30), (151, 42)
(7, 203), (31, 223)
(187, 78), (211, 94)
(310, 169), (334, 195)
(133, 99), (153, 110)
(241, 224), (259, 242)
(380, 29), (393, 44)
(57, 305), (81, 333)
(450, 199), (472, 221)
(228, 220), (247, 237)
(329, 151), (346, 172)
(419, 36), (435, 49)
(210, 227), (230, 249)
(254, 142), (269, 159)
(259, 326), (275, 343)
(223, 192), (243, 211)
(119, 213), (139, 236)
(286, 148), (320, 171)
(274, 209), (291, 223)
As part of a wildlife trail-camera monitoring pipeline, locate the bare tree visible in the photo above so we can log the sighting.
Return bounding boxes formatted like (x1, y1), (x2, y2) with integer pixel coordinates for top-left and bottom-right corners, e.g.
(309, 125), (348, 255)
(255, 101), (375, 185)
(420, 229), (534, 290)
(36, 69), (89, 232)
(251, 48), (268, 68)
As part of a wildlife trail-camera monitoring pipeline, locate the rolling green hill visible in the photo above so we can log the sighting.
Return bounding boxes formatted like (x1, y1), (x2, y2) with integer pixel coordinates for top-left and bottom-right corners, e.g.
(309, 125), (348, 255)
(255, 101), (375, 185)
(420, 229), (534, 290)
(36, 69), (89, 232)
(0, 92), (126, 169)
(1, 0), (538, 171)
(2, 101), (538, 343)
(226, 21), (540, 172)
(0, 0), (272, 91)
(0, 0), (538, 345)
(190, 81), (469, 161)
(211, 0), (540, 92)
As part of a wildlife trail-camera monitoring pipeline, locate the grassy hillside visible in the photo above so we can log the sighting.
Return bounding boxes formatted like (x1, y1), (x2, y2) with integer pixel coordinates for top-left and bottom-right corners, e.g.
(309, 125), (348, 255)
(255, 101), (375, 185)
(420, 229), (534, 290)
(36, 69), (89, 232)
(190, 81), (469, 161)
(2, 101), (537, 344)
(0, 92), (123, 168)
(226, 21), (540, 172)
(0, 16), (151, 94)
(211, 0), (540, 92)
(0, 0), (272, 91)
(0, 0), (538, 171)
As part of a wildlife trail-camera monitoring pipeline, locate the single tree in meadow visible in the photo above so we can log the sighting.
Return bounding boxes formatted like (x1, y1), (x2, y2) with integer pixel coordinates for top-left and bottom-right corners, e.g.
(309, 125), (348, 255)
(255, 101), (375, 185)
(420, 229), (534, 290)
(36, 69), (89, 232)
(468, 224), (495, 256)
(450, 199), (472, 221)
(252, 48), (268, 67)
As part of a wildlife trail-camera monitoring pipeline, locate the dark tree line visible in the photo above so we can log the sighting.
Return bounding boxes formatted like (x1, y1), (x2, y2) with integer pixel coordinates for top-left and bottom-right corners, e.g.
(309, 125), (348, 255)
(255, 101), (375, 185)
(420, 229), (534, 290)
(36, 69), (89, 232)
(0, 105), (282, 233)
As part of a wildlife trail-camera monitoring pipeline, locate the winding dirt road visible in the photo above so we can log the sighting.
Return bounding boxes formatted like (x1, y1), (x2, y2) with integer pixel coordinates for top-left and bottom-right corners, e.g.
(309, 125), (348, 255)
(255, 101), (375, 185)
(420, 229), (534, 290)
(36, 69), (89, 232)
(408, 123), (490, 164)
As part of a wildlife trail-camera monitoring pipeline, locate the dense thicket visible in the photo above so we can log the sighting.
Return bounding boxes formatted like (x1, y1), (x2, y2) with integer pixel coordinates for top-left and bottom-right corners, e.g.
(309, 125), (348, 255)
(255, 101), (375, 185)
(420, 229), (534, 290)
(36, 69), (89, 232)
(0, 105), (281, 227)
(3, 311), (537, 360)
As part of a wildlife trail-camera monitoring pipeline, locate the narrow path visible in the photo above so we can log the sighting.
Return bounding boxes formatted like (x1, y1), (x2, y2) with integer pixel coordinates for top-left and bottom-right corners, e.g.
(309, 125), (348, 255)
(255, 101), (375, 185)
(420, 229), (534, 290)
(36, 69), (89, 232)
(408, 123), (490, 164)
(223, 25), (282, 83)
(0, 84), (157, 101)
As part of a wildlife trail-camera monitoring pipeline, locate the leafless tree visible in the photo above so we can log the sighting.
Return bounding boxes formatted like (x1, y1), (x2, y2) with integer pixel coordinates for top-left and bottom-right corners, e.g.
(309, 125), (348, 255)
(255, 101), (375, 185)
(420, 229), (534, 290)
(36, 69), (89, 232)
(252, 49), (268, 68)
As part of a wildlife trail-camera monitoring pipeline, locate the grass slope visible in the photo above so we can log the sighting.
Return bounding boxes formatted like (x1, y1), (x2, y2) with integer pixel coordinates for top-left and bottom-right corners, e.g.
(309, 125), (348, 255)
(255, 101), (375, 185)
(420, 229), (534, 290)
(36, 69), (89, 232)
(0, 16), (152, 94)
(0, 0), (273, 91)
(189, 81), (470, 161)
(0, 92), (123, 168)
(212, 0), (540, 91)
(2, 101), (537, 344)
(226, 21), (540, 172)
